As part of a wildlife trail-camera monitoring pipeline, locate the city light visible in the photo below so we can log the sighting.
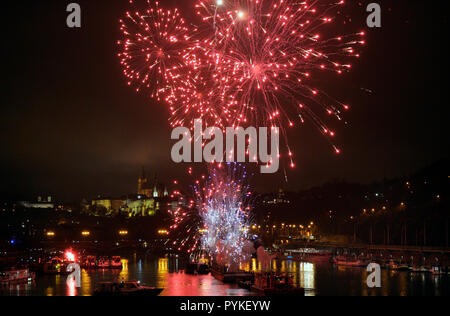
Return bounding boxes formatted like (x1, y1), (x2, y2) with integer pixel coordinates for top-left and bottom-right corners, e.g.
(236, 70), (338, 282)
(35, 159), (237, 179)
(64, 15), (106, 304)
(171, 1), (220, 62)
(118, 230), (128, 236)
(81, 231), (90, 236)
(46, 231), (55, 237)
(158, 229), (169, 235)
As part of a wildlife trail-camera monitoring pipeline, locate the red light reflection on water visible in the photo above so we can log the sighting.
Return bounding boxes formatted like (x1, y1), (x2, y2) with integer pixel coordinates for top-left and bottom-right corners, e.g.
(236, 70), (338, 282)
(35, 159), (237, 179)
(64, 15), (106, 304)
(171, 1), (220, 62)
(160, 273), (250, 297)
(66, 278), (77, 297)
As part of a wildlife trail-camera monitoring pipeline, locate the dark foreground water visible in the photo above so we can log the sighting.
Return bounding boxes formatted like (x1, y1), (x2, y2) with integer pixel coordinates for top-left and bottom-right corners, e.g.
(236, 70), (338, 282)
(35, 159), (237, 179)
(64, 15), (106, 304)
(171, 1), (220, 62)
(1, 254), (449, 296)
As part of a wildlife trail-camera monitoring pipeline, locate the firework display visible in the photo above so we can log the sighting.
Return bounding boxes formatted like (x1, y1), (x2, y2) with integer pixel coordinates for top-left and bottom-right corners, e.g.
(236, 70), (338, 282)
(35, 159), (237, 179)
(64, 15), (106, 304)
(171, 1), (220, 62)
(119, 0), (365, 260)
(119, 0), (365, 158)
(118, 0), (192, 100)
(169, 164), (254, 267)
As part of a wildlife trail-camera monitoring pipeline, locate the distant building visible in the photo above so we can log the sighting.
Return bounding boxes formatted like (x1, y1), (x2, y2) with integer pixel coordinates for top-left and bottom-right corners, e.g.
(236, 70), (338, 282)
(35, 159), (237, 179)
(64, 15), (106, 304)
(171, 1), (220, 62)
(138, 168), (168, 198)
(18, 196), (55, 210)
(125, 195), (158, 217)
(91, 197), (126, 215)
(86, 169), (175, 217)
(263, 189), (291, 205)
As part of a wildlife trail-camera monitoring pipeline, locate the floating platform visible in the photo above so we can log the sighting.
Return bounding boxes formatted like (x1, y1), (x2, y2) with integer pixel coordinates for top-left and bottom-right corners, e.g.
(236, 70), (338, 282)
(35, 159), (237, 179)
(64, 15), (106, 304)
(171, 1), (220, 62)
(211, 268), (254, 283)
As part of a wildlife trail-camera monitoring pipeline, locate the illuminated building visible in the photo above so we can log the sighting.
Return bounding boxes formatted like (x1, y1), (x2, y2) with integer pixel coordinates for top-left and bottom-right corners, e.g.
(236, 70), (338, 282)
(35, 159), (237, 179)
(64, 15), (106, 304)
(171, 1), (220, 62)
(137, 168), (168, 198)
(85, 169), (178, 217)
(18, 196), (55, 210)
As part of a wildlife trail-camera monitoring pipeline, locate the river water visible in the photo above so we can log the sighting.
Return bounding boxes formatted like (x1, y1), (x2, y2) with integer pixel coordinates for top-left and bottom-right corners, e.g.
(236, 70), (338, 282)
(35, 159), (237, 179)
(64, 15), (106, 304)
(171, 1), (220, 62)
(1, 254), (449, 296)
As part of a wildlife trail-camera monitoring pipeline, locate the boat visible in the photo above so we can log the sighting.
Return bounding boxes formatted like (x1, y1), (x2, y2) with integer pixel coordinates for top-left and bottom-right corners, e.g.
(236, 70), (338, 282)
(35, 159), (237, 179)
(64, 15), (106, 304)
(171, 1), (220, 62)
(251, 273), (304, 296)
(110, 257), (123, 270)
(387, 260), (410, 271)
(185, 262), (211, 275)
(42, 258), (70, 275)
(333, 256), (362, 267)
(97, 257), (111, 269)
(82, 256), (97, 269)
(94, 281), (163, 296)
(431, 266), (445, 275)
(0, 268), (35, 286)
(211, 267), (254, 283)
(411, 266), (431, 273)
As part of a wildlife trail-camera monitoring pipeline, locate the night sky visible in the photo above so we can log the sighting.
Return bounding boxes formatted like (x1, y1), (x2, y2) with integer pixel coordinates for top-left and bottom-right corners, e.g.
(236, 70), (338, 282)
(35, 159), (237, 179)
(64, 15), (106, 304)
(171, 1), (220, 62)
(1, 0), (449, 202)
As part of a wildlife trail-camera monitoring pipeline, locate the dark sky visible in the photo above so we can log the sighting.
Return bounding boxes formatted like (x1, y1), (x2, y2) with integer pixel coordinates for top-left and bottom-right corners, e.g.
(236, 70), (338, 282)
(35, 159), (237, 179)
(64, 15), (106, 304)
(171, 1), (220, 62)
(1, 0), (449, 202)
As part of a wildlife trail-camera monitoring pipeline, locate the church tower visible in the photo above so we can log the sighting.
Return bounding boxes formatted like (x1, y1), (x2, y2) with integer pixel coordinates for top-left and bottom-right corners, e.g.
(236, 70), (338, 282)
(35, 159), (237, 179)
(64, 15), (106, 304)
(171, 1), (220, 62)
(137, 167), (152, 197)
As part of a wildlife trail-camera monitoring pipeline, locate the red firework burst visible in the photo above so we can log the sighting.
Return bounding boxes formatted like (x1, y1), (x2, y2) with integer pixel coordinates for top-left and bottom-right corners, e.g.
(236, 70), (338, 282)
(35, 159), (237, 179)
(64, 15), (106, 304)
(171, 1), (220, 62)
(118, 0), (366, 164)
(194, 0), (365, 155)
(118, 0), (193, 100)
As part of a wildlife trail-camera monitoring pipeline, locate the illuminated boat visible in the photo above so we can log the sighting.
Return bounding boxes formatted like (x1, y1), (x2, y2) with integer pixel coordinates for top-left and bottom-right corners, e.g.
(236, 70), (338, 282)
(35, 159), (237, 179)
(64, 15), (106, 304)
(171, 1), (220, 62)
(82, 256), (97, 269)
(110, 257), (123, 270)
(387, 260), (410, 271)
(333, 256), (362, 267)
(94, 281), (163, 296)
(431, 266), (445, 275)
(97, 257), (111, 269)
(0, 268), (35, 286)
(411, 266), (431, 273)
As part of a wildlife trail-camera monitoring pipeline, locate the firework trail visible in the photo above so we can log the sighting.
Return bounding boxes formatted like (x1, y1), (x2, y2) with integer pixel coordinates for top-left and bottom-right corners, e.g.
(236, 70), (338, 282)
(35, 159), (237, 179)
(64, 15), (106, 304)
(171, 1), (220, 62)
(169, 164), (255, 267)
(118, 0), (193, 100)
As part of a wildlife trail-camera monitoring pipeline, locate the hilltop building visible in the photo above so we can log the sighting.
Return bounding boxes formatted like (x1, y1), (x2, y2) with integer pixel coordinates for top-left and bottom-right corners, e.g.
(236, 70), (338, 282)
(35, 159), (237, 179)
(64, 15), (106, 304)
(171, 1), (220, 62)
(87, 168), (175, 217)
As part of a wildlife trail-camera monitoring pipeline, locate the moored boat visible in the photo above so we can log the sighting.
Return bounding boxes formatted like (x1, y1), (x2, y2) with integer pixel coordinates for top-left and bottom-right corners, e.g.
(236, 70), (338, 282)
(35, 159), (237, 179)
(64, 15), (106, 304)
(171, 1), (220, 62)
(82, 256), (97, 269)
(211, 267), (253, 283)
(110, 256), (123, 270)
(334, 256), (362, 267)
(431, 266), (445, 275)
(411, 266), (431, 273)
(97, 257), (111, 269)
(251, 273), (304, 296)
(94, 281), (163, 296)
(0, 268), (35, 286)
(387, 260), (410, 271)
(42, 258), (70, 275)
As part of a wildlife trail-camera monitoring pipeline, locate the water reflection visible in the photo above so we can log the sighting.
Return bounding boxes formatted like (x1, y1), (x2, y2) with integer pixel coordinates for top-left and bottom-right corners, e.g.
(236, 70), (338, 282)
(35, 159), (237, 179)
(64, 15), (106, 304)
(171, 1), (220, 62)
(1, 255), (448, 296)
(119, 259), (129, 281)
(66, 278), (76, 297)
(80, 269), (92, 296)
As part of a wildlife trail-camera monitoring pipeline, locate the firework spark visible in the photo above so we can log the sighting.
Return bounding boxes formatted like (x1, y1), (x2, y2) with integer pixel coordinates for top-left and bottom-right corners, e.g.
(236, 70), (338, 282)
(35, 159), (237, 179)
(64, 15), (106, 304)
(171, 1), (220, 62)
(119, 0), (366, 163)
(169, 164), (255, 267)
(118, 0), (192, 100)
(193, 0), (365, 156)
